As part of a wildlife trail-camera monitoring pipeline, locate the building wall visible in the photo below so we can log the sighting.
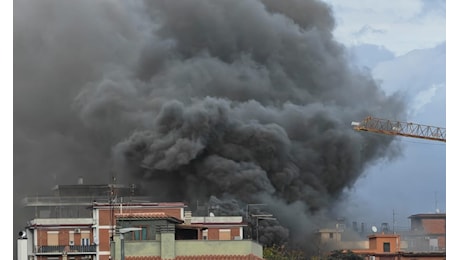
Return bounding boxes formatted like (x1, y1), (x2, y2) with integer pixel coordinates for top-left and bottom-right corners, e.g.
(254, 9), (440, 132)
(438, 236), (446, 250)
(175, 240), (263, 256)
(409, 216), (446, 251)
(400, 256), (445, 260)
(206, 228), (219, 240)
(421, 218), (446, 234)
(201, 225), (243, 240)
(204, 226), (242, 240)
(36, 228), (93, 246)
(95, 205), (185, 260)
(119, 240), (263, 259)
(369, 236), (398, 252)
(97, 207), (184, 225)
(124, 240), (162, 257)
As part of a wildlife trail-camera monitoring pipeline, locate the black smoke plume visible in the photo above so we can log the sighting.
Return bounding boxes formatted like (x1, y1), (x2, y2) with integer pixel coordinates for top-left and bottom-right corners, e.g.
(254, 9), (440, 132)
(14, 0), (406, 255)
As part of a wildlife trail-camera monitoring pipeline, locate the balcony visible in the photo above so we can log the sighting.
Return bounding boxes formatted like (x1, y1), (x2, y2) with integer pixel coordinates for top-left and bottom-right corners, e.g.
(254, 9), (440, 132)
(35, 245), (97, 255)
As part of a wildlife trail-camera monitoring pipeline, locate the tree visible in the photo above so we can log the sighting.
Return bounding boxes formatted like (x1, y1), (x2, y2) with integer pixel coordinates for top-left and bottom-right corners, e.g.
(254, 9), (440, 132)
(263, 244), (305, 260)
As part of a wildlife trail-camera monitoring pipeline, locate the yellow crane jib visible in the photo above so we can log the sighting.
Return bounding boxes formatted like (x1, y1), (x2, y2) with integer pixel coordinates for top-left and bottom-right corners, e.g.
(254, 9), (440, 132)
(351, 116), (446, 142)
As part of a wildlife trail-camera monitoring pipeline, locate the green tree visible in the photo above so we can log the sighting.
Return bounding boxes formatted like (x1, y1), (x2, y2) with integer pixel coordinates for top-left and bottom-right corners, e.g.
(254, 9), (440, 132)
(263, 244), (305, 260)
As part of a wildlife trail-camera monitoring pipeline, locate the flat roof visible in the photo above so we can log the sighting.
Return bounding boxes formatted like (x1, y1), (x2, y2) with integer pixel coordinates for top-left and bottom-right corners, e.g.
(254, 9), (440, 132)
(191, 216), (243, 224)
(408, 213), (446, 219)
(93, 202), (187, 208)
(28, 218), (93, 226)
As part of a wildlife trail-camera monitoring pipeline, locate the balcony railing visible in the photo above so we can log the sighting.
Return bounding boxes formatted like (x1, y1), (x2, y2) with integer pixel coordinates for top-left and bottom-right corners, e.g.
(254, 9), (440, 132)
(35, 245), (97, 254)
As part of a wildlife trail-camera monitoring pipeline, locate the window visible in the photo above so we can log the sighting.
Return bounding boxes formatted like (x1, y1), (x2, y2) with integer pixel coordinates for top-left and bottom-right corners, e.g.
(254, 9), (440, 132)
(383, 242), (390, 252)
(47, 231), (59, 246)
(219, 229), (231, 240)
(81, 238), (90, 246)
(81, 232), (90, 246)
(131, 226), (149, 240)
(329, 233), (334, 239)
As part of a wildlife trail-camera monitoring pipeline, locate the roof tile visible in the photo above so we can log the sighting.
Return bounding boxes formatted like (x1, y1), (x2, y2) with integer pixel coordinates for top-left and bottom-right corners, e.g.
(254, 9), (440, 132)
(126, 254), (263, 260)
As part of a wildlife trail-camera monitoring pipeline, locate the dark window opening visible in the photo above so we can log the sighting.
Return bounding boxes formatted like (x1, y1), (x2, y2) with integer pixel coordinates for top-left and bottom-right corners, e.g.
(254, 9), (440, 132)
(175, 228), (199, 240)
(129, 226), (150, 240)
(383, 242), (391, 252)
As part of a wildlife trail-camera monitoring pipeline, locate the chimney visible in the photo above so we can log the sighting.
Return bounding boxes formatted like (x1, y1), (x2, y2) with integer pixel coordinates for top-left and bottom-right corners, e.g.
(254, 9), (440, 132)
(184, 211), (192, 225)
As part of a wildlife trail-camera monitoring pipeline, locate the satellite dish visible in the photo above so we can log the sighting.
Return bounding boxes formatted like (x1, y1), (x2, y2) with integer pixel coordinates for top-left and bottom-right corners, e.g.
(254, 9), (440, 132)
(18, 231), (27, 239)
(371, 226), (378, 233)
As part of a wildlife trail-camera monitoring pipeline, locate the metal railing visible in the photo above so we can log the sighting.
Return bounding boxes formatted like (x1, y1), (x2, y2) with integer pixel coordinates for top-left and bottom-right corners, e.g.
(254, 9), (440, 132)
(35, 245), (97, 254)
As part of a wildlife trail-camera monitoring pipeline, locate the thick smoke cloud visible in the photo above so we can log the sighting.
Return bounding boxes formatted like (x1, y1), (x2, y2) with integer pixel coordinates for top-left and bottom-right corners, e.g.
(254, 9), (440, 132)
(14, 0), (406, 255)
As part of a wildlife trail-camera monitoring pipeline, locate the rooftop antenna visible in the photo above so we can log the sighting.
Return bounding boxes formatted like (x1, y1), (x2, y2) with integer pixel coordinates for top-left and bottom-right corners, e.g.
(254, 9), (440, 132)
(393, 209), (396, 234)
(435, 191), (440, 213)
(109, 173), (117, 241)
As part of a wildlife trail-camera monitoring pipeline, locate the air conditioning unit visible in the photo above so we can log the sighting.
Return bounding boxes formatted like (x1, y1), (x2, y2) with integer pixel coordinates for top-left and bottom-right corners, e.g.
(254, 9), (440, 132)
(69, 241), (74, 245)
(369, 256), (376, 260)
(74, 228), (81, 233)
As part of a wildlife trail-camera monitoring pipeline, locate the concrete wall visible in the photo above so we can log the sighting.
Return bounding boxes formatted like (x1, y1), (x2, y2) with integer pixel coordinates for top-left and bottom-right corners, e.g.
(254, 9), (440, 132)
(175, 240), (262, 256)
(125, 240), (161, 257)
(122, 240), (263, 258)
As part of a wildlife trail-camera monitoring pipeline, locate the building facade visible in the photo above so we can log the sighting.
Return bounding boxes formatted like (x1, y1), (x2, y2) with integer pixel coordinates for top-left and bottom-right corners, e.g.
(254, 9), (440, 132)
(405, 213), (446, 252)
(18, 183), (260, 260)
(351, 233), (445, 260)
(313, 213), (446, 260)
(112, 212), (262, 260)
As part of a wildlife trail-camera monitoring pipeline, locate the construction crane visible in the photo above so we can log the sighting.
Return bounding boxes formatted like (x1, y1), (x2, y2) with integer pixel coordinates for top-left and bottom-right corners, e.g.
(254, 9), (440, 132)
(351, 116), (446, 142)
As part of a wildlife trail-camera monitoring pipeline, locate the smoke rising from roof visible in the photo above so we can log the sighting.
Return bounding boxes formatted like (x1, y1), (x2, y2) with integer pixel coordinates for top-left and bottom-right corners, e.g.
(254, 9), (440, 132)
(14, 0), (406, 254)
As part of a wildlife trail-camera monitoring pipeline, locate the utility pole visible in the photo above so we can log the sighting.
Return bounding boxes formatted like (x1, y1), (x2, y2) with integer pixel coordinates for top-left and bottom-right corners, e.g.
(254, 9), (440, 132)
(245, 204), (266, 239)
(392, 209), (396, 234)
(251, 214), (276, 244)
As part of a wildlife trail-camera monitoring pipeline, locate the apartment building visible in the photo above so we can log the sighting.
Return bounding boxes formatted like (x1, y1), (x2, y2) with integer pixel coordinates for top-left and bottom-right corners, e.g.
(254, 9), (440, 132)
(351, 233), (445, 260)
(405, 213), (446, 252)
(18, 182), (259, 260)
(313, 213), (446, 260)
(21, 218), (96, 260)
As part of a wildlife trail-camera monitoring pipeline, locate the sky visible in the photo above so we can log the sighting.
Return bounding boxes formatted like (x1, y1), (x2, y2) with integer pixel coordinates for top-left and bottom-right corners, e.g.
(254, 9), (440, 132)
(322, 0), (446, 56)
(8, 0), (456, 257)
(322, 1), (458, 245)
(321, 0), (448, 229)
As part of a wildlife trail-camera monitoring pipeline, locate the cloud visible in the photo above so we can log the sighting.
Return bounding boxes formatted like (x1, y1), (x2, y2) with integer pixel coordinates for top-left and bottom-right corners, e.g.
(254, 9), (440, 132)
(323, 0), (445, 56)
(352, 25), (387, 38)
(410, 83), (444, 116)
